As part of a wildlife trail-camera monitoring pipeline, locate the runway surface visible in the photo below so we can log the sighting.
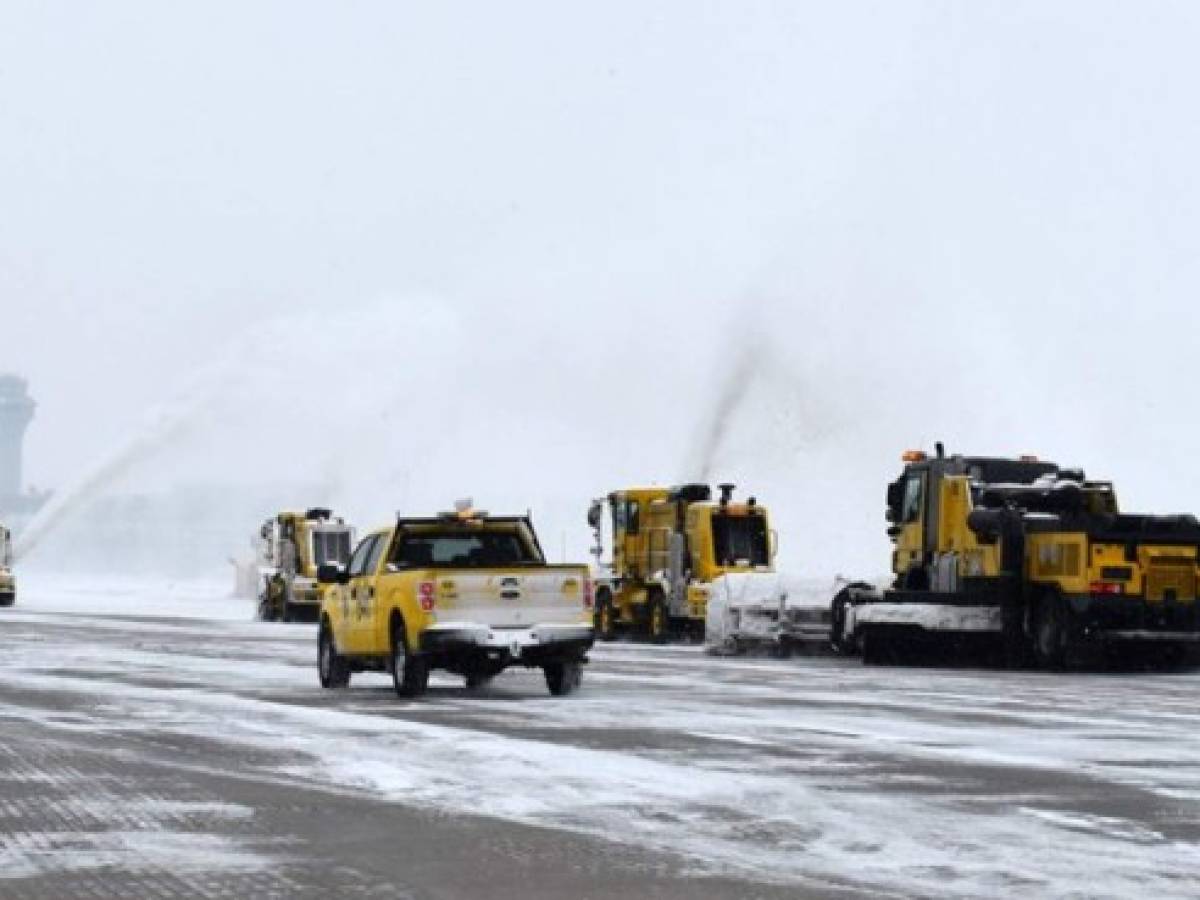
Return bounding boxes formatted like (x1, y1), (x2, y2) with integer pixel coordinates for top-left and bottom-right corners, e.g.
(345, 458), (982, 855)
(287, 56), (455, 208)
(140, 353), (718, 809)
(1, 575), (1198, 898)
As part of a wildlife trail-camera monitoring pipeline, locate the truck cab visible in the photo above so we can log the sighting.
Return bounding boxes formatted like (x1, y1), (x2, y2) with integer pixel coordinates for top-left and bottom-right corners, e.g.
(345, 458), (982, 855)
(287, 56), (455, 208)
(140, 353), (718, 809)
(0, 523), (14, 607)
(590, 483), (777, 641)
(836, 446), (1200, 668)
(316, 504), (594, 698)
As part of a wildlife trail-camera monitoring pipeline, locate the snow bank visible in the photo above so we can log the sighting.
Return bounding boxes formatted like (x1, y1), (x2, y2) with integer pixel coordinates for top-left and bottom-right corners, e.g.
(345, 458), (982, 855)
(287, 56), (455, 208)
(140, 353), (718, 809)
(14, 573), (255, 622)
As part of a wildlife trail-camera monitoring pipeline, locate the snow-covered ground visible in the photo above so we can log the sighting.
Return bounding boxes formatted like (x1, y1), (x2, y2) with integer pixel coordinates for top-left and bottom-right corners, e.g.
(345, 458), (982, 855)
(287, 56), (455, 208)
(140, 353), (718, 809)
(3, 575), (1200, 898)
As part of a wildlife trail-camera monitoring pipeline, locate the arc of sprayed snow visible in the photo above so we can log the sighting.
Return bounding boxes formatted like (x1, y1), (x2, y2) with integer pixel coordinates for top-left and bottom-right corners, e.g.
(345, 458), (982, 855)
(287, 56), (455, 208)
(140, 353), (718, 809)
(14, 368), (237, 563)
(14, 299), (464, 563)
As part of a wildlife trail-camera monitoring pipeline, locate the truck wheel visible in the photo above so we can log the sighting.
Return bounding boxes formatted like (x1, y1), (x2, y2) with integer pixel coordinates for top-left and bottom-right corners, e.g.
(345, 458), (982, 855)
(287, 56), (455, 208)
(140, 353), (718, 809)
(861, 627), (893, 666)
(647, 590), (669, 644)
(256, 578), (275, 621)
(594, 590), (617, 641)
(830, 590), (857, 655)
(465, 671), (494, 690)
(318, 622), (351, 689)
(544, 661), (582, 696)
(1033, 594), (1068, 670)
(391, 620), (429, 698)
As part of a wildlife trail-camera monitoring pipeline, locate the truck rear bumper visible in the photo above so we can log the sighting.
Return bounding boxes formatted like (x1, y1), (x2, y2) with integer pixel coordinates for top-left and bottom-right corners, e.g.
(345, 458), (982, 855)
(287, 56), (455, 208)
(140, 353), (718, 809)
(421, 624), (594, 661)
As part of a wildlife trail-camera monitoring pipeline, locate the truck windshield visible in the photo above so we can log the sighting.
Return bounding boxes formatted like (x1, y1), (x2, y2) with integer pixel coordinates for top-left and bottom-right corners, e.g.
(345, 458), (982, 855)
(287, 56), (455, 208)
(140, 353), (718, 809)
(392, 531), (541, 568)
(313, 530), (353, 566)
(711, 514), (770, 568)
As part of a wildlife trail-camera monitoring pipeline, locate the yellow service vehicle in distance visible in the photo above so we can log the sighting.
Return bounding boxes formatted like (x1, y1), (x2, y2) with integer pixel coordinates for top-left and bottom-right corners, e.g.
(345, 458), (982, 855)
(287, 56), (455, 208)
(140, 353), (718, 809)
(256, 509), (355, 622)
(316, 503), (594, 698)
(588, 483), (778, 642)
(0, 522), (14, 607)
(832, 444), (1200, 668)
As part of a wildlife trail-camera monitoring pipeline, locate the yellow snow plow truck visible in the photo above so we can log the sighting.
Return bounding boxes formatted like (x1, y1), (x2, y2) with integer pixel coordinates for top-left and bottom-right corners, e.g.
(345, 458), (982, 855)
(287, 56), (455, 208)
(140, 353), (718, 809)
(256, 509), (355, 622)
(0, 522), (14, 607)
(315, 503), (594, 698)
(831, 445), (1200, 668)
(588, 484), (817, 649)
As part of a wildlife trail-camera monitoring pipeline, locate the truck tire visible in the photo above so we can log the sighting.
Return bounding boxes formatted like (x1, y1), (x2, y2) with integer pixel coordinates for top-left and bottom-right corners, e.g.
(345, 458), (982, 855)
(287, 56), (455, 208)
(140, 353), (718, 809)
(256, 577), (274, 621)
(391, 619), (429, 698)
(830, 590), (857, 655)
(544, 661), (582, 696)
(861, 626), (893, 666)
(594, 589), (617, 642)
(318, 622), (351, 689)
(1033, 593), (1068, 670)
(647, 589), (669, 644)
(465, 672), (494, 690)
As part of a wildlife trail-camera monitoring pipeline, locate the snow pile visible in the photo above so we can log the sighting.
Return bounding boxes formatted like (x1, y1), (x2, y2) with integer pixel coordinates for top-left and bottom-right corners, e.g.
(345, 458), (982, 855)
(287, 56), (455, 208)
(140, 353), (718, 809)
(14, 572), (255, 622)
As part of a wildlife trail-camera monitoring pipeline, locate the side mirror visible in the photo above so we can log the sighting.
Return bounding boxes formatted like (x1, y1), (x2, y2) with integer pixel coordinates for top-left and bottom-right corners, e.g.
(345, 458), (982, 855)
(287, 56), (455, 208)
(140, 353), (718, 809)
(886, 481), (903, 512)
(587, 501), (603, 529)
(317, 563), (349, 585)
(886, 525), (903, 540)
(885, 507), (898, 524)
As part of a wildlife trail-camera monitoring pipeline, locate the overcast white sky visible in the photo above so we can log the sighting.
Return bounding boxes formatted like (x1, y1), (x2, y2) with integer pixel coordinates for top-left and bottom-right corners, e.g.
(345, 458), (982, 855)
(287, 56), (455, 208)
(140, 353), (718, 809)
(3, 2), (1200, 575)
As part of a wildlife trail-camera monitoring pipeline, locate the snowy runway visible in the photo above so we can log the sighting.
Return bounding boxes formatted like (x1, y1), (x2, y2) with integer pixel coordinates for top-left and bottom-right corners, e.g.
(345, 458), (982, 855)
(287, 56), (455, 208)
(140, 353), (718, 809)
(2, 576), (1199, 898)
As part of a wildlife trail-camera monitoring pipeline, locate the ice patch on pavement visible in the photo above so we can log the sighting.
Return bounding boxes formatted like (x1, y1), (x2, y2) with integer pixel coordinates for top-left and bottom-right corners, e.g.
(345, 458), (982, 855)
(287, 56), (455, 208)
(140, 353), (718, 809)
(0, 830), (279, 880)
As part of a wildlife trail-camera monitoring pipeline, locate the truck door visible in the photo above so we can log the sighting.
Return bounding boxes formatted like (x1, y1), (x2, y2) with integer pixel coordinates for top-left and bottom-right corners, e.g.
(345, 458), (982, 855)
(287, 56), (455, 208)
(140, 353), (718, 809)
(895, 470), (929, 588)
(612, 497), (641, 578)
(342, 535), (379, 653)
(356, 535), (389, 651)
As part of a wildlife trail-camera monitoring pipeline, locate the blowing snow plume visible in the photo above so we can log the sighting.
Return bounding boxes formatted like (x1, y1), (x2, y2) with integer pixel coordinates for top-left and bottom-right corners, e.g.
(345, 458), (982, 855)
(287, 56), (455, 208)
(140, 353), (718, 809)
(13, 360), (242, 563)
(16, 298), (461, 568)
(687, 335), (765, 484)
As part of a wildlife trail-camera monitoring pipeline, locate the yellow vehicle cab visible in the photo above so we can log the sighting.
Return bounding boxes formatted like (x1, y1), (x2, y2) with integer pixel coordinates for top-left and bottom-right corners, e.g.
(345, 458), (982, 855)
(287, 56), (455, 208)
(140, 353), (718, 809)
(588, 484), (778, 642)
(833, 445), (1200, 668)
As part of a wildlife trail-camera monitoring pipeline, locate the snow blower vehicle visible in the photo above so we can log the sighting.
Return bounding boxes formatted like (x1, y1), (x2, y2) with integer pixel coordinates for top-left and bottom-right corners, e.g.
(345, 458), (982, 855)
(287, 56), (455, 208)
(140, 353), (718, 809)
(0, 522), (14, 607)
(256, 509), (355, 622)
(831, 444), (1200, 668)
(588, 484), (823, 651)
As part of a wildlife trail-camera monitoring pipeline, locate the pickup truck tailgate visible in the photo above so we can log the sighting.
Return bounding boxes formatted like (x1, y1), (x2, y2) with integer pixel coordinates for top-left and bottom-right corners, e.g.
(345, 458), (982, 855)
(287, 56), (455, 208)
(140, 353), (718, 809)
(431, 569), (590, 628)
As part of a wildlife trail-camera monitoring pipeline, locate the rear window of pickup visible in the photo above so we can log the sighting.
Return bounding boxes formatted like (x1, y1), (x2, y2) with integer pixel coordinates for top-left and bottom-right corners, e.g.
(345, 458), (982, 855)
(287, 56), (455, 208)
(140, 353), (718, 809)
(390, 530), (542, 569)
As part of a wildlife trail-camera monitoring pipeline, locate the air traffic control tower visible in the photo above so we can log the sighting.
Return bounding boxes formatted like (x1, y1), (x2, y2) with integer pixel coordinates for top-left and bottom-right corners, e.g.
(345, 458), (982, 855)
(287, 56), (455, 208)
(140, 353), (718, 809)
(0, 375), (35, 506)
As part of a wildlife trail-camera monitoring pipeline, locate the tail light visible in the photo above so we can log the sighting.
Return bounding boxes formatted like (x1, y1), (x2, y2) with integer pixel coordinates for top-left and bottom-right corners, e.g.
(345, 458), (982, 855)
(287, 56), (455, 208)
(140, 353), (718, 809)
(582, 578), (594, 610)
(418, 581), (436, 612)
(1090, 581), (1124, 596)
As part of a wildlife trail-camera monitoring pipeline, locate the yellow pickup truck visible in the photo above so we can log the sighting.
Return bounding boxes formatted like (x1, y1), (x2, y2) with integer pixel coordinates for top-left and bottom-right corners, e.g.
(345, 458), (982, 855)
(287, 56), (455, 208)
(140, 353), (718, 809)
(316, 506), (594, 698)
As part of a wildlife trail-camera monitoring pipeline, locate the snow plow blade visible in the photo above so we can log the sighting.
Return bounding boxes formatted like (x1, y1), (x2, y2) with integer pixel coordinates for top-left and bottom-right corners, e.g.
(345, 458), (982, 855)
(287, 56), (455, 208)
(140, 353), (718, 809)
(705, 574), (835, 655)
